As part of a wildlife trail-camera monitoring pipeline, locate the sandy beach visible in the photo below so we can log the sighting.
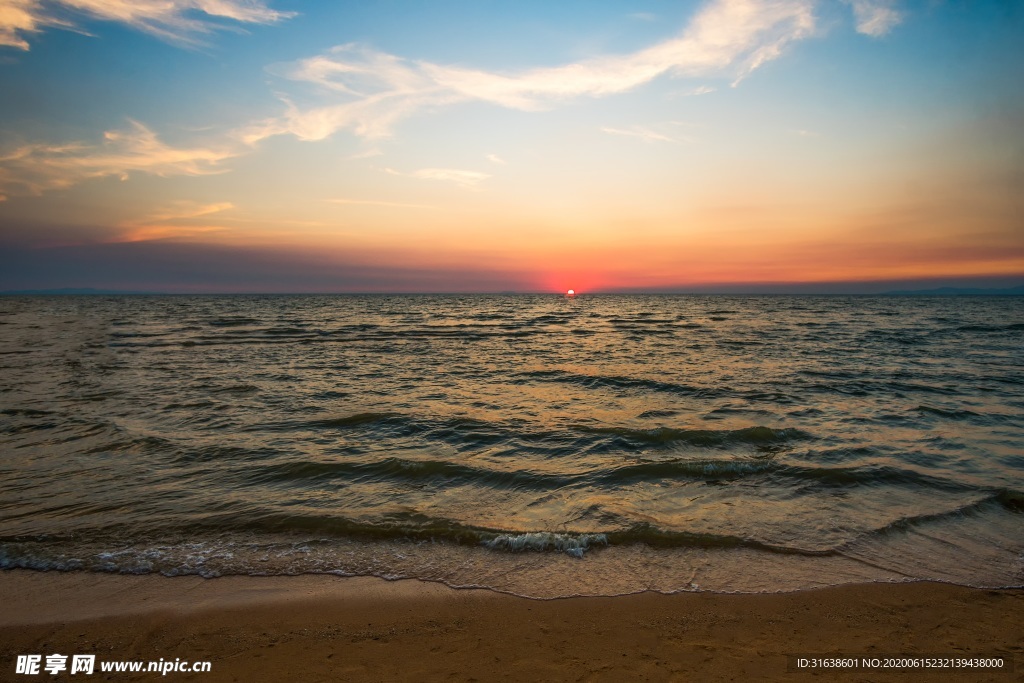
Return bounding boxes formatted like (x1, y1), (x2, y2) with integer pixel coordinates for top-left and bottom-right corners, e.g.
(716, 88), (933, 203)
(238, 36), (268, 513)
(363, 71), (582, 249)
(1, 571), (1020, 682)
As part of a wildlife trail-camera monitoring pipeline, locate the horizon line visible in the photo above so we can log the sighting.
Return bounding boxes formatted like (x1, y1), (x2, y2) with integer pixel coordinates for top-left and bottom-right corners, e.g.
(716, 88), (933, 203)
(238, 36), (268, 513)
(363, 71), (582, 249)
(4, 285), (1024, 297)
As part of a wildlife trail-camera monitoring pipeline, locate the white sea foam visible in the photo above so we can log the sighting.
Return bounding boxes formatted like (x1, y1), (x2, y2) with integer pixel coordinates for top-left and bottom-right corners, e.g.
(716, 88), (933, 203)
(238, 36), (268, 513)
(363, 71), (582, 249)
(482, 532), (609, 558)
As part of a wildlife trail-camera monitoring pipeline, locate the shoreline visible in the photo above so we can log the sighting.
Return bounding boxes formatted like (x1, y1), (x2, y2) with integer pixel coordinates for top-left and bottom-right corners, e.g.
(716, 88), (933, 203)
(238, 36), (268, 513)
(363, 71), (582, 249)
(2, 571), (1021, 681)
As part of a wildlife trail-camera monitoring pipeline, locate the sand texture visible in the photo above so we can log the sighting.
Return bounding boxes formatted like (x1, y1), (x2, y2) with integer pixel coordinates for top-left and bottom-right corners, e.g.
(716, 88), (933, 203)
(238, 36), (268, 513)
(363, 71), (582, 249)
(1, 571), (1022, 682)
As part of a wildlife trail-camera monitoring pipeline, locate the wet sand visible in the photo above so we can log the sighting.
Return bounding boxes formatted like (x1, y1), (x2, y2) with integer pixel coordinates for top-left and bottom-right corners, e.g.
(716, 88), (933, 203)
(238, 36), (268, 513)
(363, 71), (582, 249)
(1, 571), (1021, 682)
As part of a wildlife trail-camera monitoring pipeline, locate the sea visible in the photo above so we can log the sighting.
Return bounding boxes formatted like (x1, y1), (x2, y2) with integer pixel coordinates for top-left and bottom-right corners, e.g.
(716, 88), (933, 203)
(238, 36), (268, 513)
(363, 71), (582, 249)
(1, 294), (1022, 598)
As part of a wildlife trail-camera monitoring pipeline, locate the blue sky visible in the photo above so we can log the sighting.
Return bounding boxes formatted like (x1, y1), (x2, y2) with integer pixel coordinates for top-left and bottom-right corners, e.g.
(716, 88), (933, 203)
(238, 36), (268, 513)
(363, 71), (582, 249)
(0, 0), (1021, 292)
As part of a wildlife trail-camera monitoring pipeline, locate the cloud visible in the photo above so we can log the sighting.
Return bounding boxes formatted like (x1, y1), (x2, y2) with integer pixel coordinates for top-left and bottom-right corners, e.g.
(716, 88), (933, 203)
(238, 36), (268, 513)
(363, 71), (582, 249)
(844, 0), (902, 37)
(600, 125), (680, 143)
(0, 0), (293, 51)
(144, 200), (234, 222)
(349, 148), (383, 160)
(675, 84), (716, 97)
(383, 167), (491, 189)
(486, 154), (506, 165)
(117, 223), (228, 242)
(601, 120), (700, 143)
(0, 119), (237, 198)
(0, 0), (68, 50)
(114, 200), (234, 242)
(245, 0), (816, 143)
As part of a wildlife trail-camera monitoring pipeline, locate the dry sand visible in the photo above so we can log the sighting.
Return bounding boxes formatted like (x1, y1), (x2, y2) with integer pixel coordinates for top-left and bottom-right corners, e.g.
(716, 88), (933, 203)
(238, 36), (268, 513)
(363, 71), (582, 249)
(1, 570), (1021, 682)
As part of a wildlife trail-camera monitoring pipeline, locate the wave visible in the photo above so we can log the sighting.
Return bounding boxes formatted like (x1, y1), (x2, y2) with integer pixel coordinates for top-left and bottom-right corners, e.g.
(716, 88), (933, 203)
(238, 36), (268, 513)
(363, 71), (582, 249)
(210, 384), (260, 394)
(956, 323), (1024, 333)
(14, 489), (1020, 573)
(1, 407), (54, 417)
(109, 323), (553, 348)
(483, 532), (608, 558)
(1, 489), (1020, 582)
(516, 369), (718, 397)
(637, 409), (678, 419)
(576, 425), (809, 447)
(311, 412), (397, 428)
(251, 411), (819, 460)
(913, 405), (980, 420)
(0, 522), (827, 563)
(206, 317), (261, 327)
(239, 457), (577, 491)
(839, 489), (1024, 546)
(228, 447), (985, 502)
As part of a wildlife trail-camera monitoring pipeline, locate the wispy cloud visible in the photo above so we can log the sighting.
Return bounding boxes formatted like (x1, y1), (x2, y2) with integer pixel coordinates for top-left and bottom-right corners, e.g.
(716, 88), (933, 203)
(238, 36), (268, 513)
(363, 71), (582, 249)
(145, 200), (234, 222)
(119, 224), (228, 242)
(789, 128), (820, 137)
(601, 120), (700, 143)
(116, 200), (234, 242)
(383, 167), (491, 189)
(0, 120), (236, 198)
(486, 154), (506, 165)
(349, 148), (383, 160)
(245, 0), (816, 143)
(0, 0), (294, 51)
(0, 0), (71, 50)
(675, 84), (716, 97)
(600, 125), (678, 143)
(844, 0), (902, 37)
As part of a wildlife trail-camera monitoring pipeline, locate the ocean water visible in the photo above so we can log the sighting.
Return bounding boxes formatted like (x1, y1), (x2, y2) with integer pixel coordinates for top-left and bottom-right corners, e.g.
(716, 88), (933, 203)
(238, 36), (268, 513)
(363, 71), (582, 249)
(0, 294), (1022, 598)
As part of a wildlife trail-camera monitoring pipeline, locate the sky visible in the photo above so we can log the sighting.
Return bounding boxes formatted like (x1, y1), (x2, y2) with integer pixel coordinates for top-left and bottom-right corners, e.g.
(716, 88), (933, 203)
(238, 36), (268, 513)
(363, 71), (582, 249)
(0, 0), (1021, 293)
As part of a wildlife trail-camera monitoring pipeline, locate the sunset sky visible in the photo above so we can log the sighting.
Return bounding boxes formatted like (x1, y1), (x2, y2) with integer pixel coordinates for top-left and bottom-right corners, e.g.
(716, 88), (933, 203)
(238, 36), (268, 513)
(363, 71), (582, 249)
(0, 0), (1021, 293)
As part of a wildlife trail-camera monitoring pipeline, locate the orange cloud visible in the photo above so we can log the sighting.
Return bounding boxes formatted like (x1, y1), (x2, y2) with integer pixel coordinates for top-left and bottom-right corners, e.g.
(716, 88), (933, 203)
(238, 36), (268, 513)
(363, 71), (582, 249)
(0, 0), (293, 51)
(113, 200), (234, 243)
(0, 120), (236, 199)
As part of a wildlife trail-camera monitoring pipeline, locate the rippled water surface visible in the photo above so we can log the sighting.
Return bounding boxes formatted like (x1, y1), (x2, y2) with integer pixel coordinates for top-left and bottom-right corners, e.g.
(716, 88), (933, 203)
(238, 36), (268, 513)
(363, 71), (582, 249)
(1, 294), (1022, 597)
